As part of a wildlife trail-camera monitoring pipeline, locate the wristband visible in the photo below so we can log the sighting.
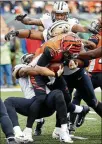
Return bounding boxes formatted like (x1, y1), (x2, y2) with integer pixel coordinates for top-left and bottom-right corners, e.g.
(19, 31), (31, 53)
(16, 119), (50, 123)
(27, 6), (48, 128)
(27, 30), (31, 38)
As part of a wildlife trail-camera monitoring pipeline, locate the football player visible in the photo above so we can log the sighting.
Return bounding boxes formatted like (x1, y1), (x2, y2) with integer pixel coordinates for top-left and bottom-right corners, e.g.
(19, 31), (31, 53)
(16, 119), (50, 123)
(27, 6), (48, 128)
(69, 18), (102, 132)
(15, 1), (98, 35)
(5, 49), (90, 143)
(77, 18), (102, 59)
(4, 22), (99, 137)
(0, 99), (19, 144)
(4, 54), (73, 143)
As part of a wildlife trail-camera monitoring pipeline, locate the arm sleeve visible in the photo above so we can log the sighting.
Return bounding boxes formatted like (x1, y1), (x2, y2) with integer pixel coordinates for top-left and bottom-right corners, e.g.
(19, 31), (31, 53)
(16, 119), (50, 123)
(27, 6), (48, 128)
(37, 46), (55, 66)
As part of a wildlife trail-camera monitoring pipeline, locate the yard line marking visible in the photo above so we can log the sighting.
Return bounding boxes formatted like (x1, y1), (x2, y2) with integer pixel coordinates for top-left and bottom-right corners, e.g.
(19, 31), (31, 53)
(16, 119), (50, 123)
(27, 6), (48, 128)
(89, 111), (96, 114)
(71, 135), (88, 140)
(85, 117), (97, 121)
(1, 88), (21, 92)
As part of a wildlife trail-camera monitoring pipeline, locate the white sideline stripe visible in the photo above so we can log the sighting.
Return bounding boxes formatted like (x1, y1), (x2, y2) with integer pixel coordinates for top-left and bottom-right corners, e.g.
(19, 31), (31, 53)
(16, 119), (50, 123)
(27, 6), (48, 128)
(89, 111), (96, 114)
(1, 87), (101, 92)
(71, 135), (88, 140)
(85, 117), (97, 121)
(1, 88), (22, 92)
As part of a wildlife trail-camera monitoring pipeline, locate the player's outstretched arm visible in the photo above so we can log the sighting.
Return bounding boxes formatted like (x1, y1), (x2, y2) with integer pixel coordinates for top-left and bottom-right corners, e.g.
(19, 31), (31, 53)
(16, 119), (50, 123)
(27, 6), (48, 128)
(15, 14), (43, 26)
(13, 65), (55, 78)
(5, 30), (44, 41)
(82, 39), (97, 50)
(72, 24), (99, 34)
(78, 47), (102, 60)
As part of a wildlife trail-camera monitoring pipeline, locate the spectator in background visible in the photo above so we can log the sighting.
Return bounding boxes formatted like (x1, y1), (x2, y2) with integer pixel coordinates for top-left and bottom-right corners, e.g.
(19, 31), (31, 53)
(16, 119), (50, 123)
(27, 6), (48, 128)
(44, 2), (53, 13)
(0, 34), (13, 88)
(32, 1), (45, 14)
(68, 1), (78, 14)
(3, 3), (11, 14)
(26, 26), (42, 53)
(94, 2), (102, 14)
(22, 1), (31, 14)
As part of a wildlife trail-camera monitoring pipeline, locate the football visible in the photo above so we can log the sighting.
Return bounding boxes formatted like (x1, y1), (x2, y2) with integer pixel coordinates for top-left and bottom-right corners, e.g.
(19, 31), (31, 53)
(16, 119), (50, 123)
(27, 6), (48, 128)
(48, 63), (64, 72)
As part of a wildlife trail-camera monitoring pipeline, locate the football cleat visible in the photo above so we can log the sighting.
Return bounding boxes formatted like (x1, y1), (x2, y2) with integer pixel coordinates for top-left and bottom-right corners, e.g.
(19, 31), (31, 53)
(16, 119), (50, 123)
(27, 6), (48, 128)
(68, 113), (77, 134)
(69, 123), (76, 134)
(6, 137), (18, 144)
(23, 128), (33, 142)
(15, 133), (29, 143)
(52, 127), (61, 139)
(76, 105), (90, 127)
(34, 120), (45, 136)
(60, 129), (73, 143)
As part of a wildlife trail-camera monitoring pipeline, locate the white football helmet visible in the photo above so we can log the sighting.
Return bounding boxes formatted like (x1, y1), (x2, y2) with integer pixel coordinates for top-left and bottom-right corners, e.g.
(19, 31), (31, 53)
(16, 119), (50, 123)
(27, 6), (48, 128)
(20, 53), (34, 64)
(52, 1), (69, 22)
(91, 20), (101, 31)
(47, 20), (70, 39)
(12, 64), (26, 78)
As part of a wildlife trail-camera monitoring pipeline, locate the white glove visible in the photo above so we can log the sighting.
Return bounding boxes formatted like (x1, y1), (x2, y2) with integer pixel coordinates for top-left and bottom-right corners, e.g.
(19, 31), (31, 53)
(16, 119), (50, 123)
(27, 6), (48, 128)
(68, 60), (78, 70)
(56, 65), (64, 77)
(47, 77), (56, 85)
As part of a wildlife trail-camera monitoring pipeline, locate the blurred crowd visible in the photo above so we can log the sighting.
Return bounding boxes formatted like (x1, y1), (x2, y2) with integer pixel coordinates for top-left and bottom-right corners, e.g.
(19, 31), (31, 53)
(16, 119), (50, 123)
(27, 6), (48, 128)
(0, 1), (102, 15)
(0, 1), (101, 88)
(1, 15), (42, 88)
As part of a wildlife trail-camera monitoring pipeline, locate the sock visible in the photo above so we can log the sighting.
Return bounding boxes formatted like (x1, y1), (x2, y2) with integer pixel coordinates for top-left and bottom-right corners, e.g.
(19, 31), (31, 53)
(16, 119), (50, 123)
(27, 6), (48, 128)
(13, 126), (22, 135)
(35, 118), (44, 122)
(74, 105), (83, 113)
(61, 124), (67, 131)
(23, 127), (32, 134)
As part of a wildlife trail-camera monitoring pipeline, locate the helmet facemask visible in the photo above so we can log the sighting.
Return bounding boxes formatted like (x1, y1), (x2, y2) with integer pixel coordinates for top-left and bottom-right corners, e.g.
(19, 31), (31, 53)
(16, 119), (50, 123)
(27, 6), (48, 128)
(20, 53), (34, 65)
(91, 20), (102, 32)
(60, 34), (82, 64)
(51, 2), (69, 22)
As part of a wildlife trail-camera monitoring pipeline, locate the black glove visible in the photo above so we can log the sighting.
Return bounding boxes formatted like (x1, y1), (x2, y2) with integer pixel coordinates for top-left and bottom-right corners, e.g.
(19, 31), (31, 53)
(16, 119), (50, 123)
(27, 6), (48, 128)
(63, 51), (79, 66)
(15, 14), (27, 21)
(5, 31), (19, 41)
(88, 27), (99, 35)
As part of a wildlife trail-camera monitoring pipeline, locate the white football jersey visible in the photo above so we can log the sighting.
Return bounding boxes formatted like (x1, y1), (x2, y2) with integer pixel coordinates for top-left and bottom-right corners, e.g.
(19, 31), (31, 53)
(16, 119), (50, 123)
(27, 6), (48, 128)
(40, 13), (79, 42)
(14, 63), (50, 99)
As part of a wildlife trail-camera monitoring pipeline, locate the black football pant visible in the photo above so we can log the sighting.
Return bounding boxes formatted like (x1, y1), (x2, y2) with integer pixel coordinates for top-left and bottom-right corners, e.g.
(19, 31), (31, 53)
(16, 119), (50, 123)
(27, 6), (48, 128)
(73, 72), (102, 106)
(64, 68), (102, 117)
(0, 99), (14, 138)
(4, 90), (68, 128)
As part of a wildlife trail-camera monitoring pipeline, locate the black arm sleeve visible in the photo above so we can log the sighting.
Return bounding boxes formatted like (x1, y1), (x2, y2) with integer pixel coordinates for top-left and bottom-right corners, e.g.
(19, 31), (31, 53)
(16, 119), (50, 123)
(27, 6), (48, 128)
(37, 46), (55, 66)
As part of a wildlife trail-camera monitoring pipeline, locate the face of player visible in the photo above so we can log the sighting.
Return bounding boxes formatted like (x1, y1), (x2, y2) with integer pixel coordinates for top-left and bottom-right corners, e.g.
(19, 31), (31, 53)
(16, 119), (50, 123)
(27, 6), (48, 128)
(27, 55), (34, 64)
(55, 13), (67, 21)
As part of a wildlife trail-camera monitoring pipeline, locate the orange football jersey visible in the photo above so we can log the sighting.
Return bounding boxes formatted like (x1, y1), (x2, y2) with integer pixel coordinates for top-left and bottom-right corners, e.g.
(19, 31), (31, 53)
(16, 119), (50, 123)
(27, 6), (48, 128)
(88, 30), (102, 72)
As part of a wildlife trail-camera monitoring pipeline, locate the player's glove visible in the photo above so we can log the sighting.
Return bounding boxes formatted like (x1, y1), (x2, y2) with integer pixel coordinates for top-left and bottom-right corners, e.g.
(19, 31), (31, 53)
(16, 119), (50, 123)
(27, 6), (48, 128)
(63, 52), (79, 66)
(15, 14), (27, 21)
(68, 60), (78, 70)
(55, 65), (64, 77)
(5, 30), (19, 41)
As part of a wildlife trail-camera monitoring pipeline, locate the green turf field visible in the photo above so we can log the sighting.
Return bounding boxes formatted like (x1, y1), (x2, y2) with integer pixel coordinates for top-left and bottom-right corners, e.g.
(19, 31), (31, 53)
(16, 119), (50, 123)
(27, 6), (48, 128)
(0, 91), (102, 144)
